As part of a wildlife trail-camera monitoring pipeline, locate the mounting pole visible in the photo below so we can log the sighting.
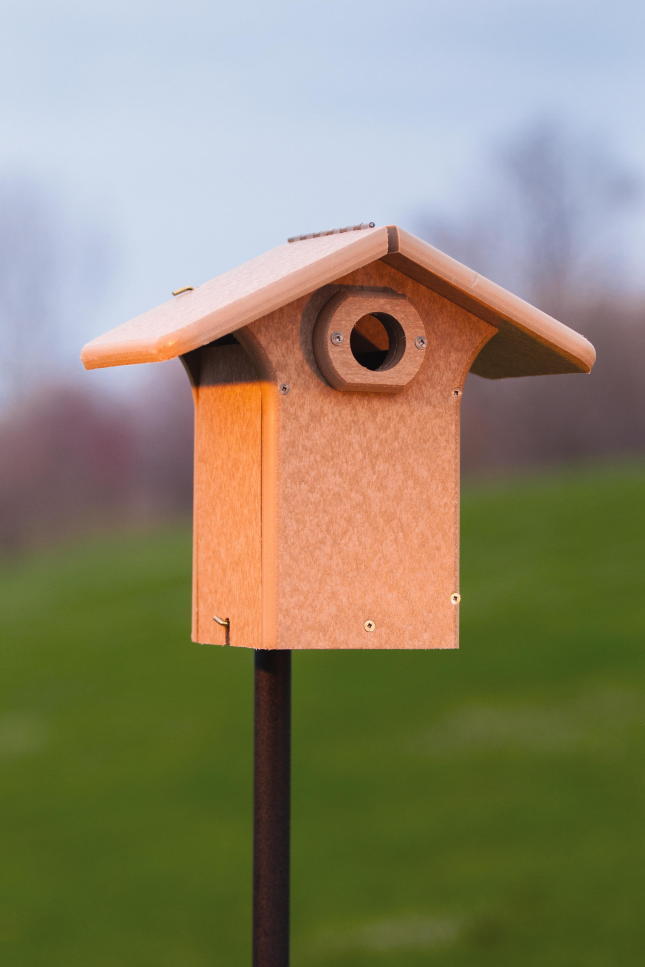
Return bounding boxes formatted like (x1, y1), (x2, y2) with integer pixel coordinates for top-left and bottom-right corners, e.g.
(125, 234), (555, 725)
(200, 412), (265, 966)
(253, 650), (291, 967)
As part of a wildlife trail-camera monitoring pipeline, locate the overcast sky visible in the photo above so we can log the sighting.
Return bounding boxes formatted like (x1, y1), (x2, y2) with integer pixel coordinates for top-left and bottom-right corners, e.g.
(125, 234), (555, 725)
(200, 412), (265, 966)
(1, 0), (643, 385)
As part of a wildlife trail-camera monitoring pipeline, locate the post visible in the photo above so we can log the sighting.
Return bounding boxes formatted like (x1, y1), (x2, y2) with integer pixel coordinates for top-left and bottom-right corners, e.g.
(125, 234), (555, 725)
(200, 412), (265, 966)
(253, 650), (291, 967)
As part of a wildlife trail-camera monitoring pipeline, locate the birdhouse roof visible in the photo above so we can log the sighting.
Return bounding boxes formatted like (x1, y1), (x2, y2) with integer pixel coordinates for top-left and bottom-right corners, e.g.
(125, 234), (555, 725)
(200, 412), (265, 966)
(81, 224), (595, 378)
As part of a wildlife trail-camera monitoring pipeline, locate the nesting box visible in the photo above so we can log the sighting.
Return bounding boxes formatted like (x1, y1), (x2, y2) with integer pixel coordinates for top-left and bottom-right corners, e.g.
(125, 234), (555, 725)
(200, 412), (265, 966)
(81, 224), (595, 650)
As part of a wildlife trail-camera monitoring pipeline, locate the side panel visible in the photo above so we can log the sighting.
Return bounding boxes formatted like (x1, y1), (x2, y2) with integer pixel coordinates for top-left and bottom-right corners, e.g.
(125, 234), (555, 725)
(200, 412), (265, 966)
(189, 344), (263, 646)
(248, 261), (496, 649)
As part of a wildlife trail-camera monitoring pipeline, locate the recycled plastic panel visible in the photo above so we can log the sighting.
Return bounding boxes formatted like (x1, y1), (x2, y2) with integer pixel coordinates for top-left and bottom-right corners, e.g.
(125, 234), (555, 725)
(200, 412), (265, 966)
(81, 227), (389, 369)
(188, 260), (496, 650)
(384, 227), (595, 378)
(312, 288), (428, 393)
(184, 344), (265, 647)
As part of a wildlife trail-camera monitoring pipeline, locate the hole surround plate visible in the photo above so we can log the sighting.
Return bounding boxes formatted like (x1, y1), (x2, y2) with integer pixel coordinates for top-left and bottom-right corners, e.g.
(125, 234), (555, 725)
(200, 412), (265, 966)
(313, 288), (427, 393)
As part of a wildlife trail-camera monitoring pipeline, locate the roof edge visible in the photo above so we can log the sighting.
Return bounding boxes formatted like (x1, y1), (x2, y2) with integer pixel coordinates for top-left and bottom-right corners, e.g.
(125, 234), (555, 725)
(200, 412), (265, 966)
(81, 226), (390, 370)
(384, 226), (596, 378)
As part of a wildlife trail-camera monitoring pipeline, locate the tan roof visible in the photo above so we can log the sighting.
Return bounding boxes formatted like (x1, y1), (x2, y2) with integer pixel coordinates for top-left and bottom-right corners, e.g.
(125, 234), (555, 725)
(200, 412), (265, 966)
(81, 224), (595, 379)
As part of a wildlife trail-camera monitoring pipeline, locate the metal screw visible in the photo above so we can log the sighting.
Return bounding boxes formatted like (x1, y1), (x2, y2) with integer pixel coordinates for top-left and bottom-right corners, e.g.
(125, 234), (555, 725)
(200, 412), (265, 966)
(453, 388), (462, 399)
(415, 335), (427, 350)
(364, 619), (376, 632)
(330, 331), (344, 346)
(279, 383), (290, 395)
(450, 593), (461, 605)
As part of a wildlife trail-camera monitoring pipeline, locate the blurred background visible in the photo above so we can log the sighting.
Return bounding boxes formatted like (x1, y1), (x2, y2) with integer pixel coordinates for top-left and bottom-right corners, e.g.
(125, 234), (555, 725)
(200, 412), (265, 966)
(1, 2), (644, 965)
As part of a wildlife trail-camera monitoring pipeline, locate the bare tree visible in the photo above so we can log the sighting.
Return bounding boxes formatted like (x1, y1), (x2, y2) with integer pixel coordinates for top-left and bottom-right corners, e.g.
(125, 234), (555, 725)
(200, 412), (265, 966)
(0, 176), (112, 407)
(0, 176), (197, 553)
(498, 121), (640, 313)
(0, 179), (62, 404)
(416, 120), (645, 473)
(418, 120), (641, 315)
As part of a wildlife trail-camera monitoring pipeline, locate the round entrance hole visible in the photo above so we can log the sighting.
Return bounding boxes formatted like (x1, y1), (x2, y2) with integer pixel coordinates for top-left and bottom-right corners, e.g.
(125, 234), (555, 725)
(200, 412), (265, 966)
(349, 312), (406, 371)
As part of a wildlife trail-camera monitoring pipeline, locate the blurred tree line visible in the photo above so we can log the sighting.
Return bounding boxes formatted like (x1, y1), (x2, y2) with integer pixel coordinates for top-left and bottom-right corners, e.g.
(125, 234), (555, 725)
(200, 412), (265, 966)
(418, 121), (645, 476)
(0, 179), (193, 552)
(0, 122), (643, 553)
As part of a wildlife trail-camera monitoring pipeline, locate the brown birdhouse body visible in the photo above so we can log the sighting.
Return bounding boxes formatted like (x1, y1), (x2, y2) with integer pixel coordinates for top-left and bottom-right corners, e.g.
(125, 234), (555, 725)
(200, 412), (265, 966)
(81, 225), (595, 650)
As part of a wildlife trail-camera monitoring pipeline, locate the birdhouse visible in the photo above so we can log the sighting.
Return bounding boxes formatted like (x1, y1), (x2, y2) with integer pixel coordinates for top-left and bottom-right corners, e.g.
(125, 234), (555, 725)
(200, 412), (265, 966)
(81, 224), (595, 651)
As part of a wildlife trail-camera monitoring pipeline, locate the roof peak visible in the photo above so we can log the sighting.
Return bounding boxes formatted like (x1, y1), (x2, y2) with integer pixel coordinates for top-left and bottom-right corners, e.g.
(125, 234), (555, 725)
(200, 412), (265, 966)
(81, 224), (595, 379)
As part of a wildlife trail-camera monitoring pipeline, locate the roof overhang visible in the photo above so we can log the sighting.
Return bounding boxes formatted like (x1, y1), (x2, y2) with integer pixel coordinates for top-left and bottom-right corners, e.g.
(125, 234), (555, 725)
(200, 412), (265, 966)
(81, 224), (595, 379)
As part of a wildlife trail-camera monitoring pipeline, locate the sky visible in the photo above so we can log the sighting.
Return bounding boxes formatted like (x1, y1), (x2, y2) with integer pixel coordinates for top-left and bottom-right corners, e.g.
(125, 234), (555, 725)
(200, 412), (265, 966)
(1, 0), (644, 390)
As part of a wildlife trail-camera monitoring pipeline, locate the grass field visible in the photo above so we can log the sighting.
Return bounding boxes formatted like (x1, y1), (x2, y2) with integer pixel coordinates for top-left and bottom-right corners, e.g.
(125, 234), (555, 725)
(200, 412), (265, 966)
(1, 462), (644, 966)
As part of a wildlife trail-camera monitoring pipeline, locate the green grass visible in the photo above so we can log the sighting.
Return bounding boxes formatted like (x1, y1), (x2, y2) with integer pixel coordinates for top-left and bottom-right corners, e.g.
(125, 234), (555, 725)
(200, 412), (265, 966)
(1, 462), (644, 966)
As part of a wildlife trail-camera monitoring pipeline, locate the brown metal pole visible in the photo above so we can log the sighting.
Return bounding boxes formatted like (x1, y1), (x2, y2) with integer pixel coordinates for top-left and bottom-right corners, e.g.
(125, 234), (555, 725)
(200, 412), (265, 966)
(253, 650), (291, 967)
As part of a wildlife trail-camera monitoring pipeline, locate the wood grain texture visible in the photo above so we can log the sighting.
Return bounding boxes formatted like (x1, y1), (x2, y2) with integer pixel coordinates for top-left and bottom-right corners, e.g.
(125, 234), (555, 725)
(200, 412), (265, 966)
(193, 260), (496, 650)
(313, 288), (427, 392)
(81, 224), (595, 381)
(189, 343), (265, 647)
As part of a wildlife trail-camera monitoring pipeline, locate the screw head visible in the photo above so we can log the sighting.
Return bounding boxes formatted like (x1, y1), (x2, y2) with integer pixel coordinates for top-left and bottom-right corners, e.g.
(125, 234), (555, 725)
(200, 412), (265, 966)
(330, 331), (344, 346)
(279, 383), (290, 395)
(364, 619), (376, 632)
(452, 388), (462, 399)
(450, 592), (461, 605)
(415, 335), (427, 350)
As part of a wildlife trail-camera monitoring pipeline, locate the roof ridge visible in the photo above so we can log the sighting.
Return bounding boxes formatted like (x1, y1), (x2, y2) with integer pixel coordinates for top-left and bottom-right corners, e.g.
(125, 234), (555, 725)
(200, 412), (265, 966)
(287, 222), (375, 243)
